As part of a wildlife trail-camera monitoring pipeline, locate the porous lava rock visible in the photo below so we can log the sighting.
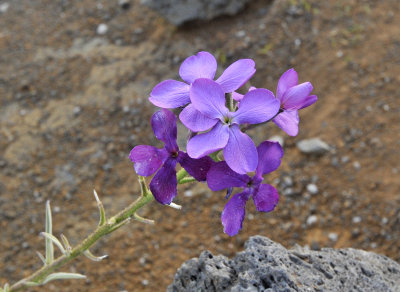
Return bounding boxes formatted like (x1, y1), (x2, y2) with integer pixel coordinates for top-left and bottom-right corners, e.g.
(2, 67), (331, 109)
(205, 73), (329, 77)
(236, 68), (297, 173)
(168, 236), (400, 292)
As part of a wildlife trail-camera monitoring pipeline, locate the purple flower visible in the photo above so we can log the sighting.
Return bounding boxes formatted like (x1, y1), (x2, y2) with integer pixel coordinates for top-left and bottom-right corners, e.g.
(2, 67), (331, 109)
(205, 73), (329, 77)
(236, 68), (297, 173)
(149, 51), (256, 108)
(207, 141), (283, 236)
(129, 109), (214, 204)
(273, 69), (318, 136)
(180, 78), (280, 174)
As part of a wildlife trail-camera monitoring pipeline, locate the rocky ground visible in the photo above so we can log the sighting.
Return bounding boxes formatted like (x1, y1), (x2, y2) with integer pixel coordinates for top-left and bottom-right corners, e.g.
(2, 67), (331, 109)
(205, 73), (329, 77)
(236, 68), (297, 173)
(0, 0), (399, 291)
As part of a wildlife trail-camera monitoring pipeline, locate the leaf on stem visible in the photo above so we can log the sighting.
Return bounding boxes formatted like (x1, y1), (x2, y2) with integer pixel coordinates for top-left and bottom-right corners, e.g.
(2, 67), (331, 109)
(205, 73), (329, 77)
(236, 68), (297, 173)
(133, 212), (155, 225)
(23, 281), (41, 287)
(40, 232), (66, 255)
(83, 249), (108, 262)
(36, 251), (46, 265)
(93, 190), (106, 226)
(42, 273), (86, 285)
(60, 234), (72, 255)
(45, 200), (54, 265)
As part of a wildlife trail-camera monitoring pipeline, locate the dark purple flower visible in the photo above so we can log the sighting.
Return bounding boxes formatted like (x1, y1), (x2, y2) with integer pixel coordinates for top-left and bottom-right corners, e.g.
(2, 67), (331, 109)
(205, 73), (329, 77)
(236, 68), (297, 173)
(129, 109), (214, 204)
(207, 141), (283, 236)
(180, 79), (280, 174)
(149, 51), (256, 108)
(273, 69), (318, 136)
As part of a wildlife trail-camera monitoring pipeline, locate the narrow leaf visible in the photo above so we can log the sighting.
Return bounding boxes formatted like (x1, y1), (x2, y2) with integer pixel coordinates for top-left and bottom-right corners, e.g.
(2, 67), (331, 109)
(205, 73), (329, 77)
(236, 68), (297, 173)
(93, 190), (106, 226)
(45, 200), (54, 264)
(42, 273), (86, 285)
(60, 234), (72, 255)
(36, 251), (46, 265)
(23, 282), (41, 287)
(133, 212), (155, 225)
(40, 232), (66, 255)
(3, 284), (9, 292)
(83, 249), (108, 262)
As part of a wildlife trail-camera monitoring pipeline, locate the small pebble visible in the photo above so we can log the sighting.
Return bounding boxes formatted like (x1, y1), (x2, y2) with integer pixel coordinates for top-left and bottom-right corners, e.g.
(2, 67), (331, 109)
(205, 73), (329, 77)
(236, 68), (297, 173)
(353, 161), (361, 170)
(306, 215), (318, 226)
(141, 279), (149, 286)
(0, 2), (9, 13)
(236, 30), (246, 38)
(352, 216), (362, 223)
(54, 206), (61, 213)
(328, 232), (338, 242)
(381, 217), (388, 225)
(336, 50), (343, 58)
(383, 104), (390, 111)
(306, 184), (318, 195)
(97, 23), (108, 35)
(184, 190), (193, 197)
(297, 138), (330, 154)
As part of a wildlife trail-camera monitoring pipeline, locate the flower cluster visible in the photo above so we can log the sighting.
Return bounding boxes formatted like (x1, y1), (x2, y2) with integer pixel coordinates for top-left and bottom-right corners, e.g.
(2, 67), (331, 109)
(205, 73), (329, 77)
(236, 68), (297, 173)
(130, 51), (317, 236)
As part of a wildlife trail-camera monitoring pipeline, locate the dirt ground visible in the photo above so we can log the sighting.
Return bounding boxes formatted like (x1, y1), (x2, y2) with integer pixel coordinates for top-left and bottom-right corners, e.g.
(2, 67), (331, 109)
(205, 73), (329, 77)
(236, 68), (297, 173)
(0, 0), (399, 291)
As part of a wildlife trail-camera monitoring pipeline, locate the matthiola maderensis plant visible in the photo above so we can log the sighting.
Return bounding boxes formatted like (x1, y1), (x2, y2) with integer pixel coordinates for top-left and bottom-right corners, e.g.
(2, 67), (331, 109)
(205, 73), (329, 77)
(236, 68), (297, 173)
(130, 51), (317, 236)
(1, 51), (317, 292)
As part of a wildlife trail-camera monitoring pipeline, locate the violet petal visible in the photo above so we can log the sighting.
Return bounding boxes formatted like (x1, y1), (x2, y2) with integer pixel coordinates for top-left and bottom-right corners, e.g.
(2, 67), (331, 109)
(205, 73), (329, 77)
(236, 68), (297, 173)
(149, 80), (190, 108)
(151, 109), (179, 153)
(281, 82), (313, 110)
(273, 110), (299, 136)
(221, 190), (249, 236)
(232, 88), (280, 125)
(276, 68), (298, 101)
(207, 161), (249, 191)
(299, 94), (318, 110)
(216, 59), (256, 93)
(179, 51), (217, 84)
(223, 125), (258, 174)
(178, 151), (214, 181)
(190, 78), (228, 119)
(252, 184), (279, 212)
(179, 104), (218, 132)
(187, 122), (229, 158)
(255, 141), (284, 177)
(149, 157), (178, 205)
(129, 145), (168, 176)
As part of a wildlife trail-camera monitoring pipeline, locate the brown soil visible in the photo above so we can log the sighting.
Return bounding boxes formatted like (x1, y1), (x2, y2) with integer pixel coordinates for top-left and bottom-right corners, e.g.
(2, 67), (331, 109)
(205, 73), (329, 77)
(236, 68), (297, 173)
(0, 0), (399, 291)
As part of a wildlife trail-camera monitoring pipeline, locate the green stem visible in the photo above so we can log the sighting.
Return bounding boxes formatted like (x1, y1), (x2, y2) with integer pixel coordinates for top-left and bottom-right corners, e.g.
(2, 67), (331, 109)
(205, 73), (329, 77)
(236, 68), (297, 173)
(176, 168), (189, 182)
(178, 177), (196, 184)
(9, 193), (154, 292)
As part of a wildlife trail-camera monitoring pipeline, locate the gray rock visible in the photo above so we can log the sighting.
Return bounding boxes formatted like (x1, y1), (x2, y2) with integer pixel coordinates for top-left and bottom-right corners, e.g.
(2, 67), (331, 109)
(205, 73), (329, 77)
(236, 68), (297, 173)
(141, 0), (250, 26)
(168, 236), (400, 292)
(297, 138), (330, 154)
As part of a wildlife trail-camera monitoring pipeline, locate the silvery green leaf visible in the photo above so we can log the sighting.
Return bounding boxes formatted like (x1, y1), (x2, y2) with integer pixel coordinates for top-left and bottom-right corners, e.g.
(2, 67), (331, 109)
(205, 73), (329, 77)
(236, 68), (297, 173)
(60, 234), (72, 255)
(45, 200), (54, 264)
(133, 212), (155, 225)
(23, 281), (41, 287)
(36, 251), (46, 265)
(42, 273), (86, 285)
(93, 190), (106, 226)
(83, 249), (108, 262)
(40, 232), (66, 255)
(3, 283), (9, 292)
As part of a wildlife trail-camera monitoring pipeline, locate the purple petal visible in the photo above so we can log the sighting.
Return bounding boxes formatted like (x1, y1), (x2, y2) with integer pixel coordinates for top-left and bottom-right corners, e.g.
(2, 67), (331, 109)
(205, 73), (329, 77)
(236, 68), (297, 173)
(255, 141), (284, 177)
(149, 80), (190, 108)
(216, 59), (256, 93)
(273, 110), (299, 136)
(187, 122), (229, 158)
(178, 152), (215, 181)
(179, 51), (217, 84)
(281, 82), (313, 110)
(221, 190), (250, 236)
(207, 161), (249, 191)
(252, 184), (279, 212)
(150, 157), (178, 205)
(232, 91), (244, 102)
(232, 88), (280, 125)
(179, 104), (218, 132)
(129, 145), (168, 176)
(299, 95), (318, 109)
(151, 109), (179, 153)
(276, 68), (298, 101)
(190, 79), (228, 119)
(223, 125), (258, 174)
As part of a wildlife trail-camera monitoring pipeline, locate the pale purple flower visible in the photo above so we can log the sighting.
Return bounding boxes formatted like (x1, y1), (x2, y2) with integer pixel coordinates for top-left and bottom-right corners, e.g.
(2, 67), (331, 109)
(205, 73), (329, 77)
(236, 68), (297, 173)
(149, 51), (256, 108)
(273, 69), (318, 136)
(129, 109), (213, 204)
(207, 141), (283, 236)
(180, 78), (280, 174)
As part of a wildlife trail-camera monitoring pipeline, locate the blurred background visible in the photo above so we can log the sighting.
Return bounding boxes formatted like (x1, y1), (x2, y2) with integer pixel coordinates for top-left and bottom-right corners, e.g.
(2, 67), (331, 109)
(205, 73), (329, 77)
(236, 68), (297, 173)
(0, 0), (399, 291)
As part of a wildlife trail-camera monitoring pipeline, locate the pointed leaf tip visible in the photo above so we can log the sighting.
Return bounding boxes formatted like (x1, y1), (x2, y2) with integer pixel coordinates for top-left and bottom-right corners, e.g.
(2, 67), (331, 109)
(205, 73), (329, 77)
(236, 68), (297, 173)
(93, 189), (106, 226)
(83, 250), (108, 262)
